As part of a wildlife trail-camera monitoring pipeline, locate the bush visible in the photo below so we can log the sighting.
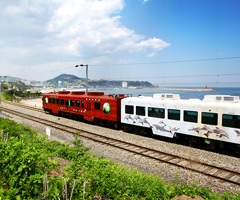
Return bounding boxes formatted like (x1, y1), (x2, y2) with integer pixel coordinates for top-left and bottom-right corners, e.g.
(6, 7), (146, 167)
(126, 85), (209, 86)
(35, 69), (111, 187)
(1, 91), (14, 102)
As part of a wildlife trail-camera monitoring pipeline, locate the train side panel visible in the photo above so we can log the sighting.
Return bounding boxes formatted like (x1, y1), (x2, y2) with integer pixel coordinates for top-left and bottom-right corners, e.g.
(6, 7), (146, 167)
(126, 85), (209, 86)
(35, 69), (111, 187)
(121, 94), (240, 145)
(43, 92), (125, 122)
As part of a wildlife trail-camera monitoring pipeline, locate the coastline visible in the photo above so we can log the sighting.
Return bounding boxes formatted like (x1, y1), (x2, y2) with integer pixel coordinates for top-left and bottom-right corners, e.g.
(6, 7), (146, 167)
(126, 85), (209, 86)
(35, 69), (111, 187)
(137, 87), (216, 92)
(37, 87), (216, 94)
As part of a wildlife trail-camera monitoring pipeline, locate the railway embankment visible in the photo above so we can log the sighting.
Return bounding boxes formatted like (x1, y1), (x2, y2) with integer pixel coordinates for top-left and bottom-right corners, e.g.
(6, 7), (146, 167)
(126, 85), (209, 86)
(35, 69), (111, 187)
(1, 99), (240, 197)
(1, 110), (240, 199)
(0, 115), (209, 200)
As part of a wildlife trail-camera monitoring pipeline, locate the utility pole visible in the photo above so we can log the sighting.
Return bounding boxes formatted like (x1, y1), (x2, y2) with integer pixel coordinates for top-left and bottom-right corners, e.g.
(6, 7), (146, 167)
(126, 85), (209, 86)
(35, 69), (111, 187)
(0, 76), (7, 104)
(75, 64), (89, 94)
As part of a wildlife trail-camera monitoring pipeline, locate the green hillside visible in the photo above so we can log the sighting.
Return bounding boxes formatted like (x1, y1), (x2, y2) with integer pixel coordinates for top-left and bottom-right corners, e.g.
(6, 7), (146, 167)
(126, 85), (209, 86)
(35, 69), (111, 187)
(1, 76), (21, 82)
(2, 74), (154, 88)
(89, 80), (153, 88)
(44, 74), (84, 85)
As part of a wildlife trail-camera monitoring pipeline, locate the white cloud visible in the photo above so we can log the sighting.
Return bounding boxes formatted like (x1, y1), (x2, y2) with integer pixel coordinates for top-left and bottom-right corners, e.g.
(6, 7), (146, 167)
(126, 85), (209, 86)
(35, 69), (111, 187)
(147, 52), (157, 57)
(143, 0), (149, 4)
(90, 56), (113, 65)
(135, 38), (170, 52)
(117, 59), (132, 64)
(0, 0), (170, 80)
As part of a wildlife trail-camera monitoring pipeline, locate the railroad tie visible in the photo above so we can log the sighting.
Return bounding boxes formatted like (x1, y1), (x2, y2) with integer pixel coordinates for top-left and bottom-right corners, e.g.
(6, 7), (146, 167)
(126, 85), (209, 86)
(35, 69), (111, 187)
(172, 159), (182, 164)
(213, 170), (223, 176)
(163, 156), (175, 162)
(202, 167), (211, 173)
(236, 178), (240, 184)
(224, 173), (235, 180)
(137, 149), (149, 154)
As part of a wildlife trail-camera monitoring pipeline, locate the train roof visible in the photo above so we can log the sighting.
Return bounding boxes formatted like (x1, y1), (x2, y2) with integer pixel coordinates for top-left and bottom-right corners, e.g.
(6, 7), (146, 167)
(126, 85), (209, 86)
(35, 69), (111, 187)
(122, 93), (240, 106)
(44, 91), (131, 99)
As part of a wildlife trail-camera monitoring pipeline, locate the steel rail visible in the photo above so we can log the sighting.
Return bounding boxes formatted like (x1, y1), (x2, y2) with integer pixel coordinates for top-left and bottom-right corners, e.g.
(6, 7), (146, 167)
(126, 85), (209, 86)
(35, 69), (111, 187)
(2, 99), (44, 113)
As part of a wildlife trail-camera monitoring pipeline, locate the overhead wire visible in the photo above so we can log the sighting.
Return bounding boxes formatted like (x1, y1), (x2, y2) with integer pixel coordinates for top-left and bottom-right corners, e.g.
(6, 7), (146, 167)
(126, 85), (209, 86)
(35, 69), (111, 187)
(11, 56), (240, 83)
(154, 82), (240, 85)
(113, 73), (240, 80)
(90, 56), (240, 66)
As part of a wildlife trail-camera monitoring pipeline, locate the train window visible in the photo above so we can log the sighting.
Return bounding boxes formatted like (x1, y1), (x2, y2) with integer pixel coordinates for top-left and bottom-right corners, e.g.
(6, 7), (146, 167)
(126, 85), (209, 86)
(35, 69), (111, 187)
(125, 105), (133, 114)
(52, 99), (55, 104)
(49, 98), (52, 104)
(70, 100), (74, 107)
(136, 106), (145, 116)
(148, 107), (165, 118)
(61, 99), (64, 105)
(94, 102), (100, 110)
(81, 101), (84, 108)
(201, 112), (218, 125)
(56, 99), (59, 104)
(222, 114), (240, 128)
(168, 109), (180, 121)
(76, 101), (80, 107)
(184, 111), (198, 123)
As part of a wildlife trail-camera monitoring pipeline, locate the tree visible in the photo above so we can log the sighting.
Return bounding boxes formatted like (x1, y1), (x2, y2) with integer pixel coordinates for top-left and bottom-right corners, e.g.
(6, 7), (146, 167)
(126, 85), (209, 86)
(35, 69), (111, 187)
(1, 83), (8, 90)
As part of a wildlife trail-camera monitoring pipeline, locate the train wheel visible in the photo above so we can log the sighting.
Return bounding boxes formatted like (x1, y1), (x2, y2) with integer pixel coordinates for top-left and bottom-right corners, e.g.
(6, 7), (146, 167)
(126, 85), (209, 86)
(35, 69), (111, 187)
(113, 122), (120, 129)
(73, 114), (78, 120)
(236, 145), (240, 154)
(106, 121), (112, 128)
(121, 124), (132, 132)
(148, 129), (153, 137)
(68, 113), (73, 119)
(60, 112), (67, 117)
(99, 119), (106, 127)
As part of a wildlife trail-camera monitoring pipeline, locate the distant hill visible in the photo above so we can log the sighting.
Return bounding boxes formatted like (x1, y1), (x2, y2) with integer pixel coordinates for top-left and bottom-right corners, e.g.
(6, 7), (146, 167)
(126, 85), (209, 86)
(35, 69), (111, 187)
(3, 76), (22, 82)
(89, 80), (153, 88)
(1, 76), (40, 84)
(2, 74), (154, 88)
(44, 74), (85, 85)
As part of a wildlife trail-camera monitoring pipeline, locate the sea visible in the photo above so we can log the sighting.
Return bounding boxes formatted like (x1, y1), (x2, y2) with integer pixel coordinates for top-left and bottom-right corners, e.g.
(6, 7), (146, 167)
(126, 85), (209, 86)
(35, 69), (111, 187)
(88, 87), (240, 100)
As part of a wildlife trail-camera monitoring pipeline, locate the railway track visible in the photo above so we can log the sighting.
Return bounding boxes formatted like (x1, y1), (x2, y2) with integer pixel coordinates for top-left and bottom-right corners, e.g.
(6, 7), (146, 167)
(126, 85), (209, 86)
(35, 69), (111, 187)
(1, 103), (240, 187)
(1, 99), (45, 113)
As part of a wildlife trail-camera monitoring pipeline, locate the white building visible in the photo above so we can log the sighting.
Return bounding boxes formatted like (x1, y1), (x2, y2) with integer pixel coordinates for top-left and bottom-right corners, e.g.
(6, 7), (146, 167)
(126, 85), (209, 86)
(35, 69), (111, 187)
(58, 81), (63, 86)
(21, 80), (31, 85)
(122, 81), (127, 88)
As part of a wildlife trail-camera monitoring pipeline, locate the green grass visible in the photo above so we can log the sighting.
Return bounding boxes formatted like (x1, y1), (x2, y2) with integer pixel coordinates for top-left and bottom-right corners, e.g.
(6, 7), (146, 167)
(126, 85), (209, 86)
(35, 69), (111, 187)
(1, 91), (14, 102)
(1, 90), (42, 103)
(0, 118), (239, 199)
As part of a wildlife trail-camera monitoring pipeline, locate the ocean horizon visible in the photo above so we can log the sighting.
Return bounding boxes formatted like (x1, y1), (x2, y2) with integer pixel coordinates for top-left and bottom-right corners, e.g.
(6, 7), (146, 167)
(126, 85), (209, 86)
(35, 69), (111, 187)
(88, 87), (240, 100)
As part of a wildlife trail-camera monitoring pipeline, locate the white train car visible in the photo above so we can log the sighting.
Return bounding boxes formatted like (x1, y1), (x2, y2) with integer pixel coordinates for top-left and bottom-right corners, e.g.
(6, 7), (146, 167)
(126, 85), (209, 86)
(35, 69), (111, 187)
(121, 93), (240, 150)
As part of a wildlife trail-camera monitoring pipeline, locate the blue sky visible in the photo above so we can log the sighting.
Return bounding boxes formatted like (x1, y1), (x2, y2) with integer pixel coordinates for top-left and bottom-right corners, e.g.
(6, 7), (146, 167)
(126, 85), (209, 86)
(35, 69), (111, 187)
(1, 0), (240, 87)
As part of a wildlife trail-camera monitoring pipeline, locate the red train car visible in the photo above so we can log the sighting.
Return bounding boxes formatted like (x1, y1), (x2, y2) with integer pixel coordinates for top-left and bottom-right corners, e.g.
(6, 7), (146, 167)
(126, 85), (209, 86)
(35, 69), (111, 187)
(42, 91), (129, 127)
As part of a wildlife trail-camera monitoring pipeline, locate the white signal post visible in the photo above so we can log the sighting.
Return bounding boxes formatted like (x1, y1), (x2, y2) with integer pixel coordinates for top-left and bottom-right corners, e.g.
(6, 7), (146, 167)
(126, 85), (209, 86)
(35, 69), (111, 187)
(75, 64), (89, 94)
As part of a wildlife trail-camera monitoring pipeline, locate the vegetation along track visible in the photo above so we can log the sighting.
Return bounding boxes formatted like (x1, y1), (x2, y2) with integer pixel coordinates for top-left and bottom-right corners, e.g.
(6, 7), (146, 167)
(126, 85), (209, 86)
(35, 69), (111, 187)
(1, 104), (240, 187)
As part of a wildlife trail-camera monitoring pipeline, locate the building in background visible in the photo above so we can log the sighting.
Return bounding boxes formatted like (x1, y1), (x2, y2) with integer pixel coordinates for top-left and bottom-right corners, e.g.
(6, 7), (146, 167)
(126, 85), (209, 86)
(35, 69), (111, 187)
(21, 80), (31, 85)
(58, 81), (62, 87)
(122, 81), (127, 88)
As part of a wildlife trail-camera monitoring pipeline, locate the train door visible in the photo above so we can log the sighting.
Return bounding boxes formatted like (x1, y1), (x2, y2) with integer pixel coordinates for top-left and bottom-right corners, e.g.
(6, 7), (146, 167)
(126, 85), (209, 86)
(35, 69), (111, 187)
(85, 102), (93, 121)
(57, 98), (60, 110)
